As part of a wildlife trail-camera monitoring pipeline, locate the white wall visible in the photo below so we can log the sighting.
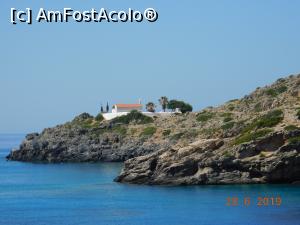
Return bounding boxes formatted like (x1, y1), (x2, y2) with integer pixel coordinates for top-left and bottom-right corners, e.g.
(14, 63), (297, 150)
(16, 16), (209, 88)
(102, 112), (129, 120)
(102, 111), (180, 121)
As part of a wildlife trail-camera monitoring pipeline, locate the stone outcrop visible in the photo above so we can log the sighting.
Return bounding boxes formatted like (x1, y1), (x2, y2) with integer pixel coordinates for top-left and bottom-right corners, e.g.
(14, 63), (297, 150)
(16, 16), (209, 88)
(6, 126), (169, 163)
(115, 132), (300, 185)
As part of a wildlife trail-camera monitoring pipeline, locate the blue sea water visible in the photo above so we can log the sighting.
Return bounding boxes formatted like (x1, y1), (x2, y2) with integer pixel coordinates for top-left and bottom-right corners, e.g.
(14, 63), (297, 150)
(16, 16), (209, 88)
(0, 134), (299, 225)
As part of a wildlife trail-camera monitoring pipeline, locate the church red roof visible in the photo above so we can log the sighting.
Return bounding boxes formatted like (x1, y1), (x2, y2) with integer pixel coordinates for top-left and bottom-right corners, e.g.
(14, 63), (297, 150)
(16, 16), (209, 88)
(115, 104), (142, 108)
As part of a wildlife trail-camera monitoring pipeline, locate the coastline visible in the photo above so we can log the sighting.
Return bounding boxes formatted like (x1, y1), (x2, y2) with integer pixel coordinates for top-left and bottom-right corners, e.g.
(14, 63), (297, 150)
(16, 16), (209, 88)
(6, 75), (300, 186)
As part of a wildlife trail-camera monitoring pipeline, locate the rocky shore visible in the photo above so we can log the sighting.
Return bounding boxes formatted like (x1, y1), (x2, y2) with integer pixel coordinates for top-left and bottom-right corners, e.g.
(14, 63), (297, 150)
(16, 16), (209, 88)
(115, 131), (300, 185)
(6, 113), (170, 162)
(7, 74), (300, 185)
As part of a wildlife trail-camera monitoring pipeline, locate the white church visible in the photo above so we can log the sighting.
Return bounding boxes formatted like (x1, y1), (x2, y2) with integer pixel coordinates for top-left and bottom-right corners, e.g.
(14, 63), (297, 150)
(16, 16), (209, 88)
(102, 101), (179, 121)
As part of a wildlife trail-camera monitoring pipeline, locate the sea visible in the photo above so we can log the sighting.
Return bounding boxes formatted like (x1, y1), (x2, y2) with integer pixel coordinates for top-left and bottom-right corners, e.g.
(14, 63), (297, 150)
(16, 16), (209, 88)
(0, 134), (299, 225)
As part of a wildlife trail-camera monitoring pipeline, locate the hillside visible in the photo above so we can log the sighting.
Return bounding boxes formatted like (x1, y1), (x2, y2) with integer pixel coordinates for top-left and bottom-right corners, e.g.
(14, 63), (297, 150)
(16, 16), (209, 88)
(115, 74), (300, 184)
(7, 74), (300, 185)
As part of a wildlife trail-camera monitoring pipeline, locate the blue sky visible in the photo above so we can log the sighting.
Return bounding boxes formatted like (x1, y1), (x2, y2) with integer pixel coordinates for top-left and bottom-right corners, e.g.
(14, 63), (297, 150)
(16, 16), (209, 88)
(1, 0), (300, 133)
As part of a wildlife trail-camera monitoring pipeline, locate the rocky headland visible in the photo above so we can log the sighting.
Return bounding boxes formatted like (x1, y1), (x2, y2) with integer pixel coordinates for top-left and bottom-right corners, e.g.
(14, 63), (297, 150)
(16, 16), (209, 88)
(7, 74), (300, 185)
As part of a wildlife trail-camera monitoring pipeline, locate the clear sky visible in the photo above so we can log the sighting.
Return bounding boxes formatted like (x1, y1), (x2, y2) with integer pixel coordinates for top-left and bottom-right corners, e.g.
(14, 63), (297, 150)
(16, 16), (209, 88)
(1, 0), (300, 133)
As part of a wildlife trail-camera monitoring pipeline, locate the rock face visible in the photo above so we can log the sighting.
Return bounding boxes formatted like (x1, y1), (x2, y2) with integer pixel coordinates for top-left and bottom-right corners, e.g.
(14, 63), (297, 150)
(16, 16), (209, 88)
(115, 131), (300, 185)
(6, 113), (171, 162)
(7, 127), (168, 163)
(115, 74), (300, 185)
(6, 74), (300, 185)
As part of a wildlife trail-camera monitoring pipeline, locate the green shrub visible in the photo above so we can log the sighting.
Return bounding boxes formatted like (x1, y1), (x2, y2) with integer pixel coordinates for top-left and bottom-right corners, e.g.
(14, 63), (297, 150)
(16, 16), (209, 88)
(222, 121), (235, 130)
(72, 117), (98, 129)
(254, 103), (262, 112)
(259, 152), (266, 158)
(255, 110), (283, 129)
(223, 151), (233, 158)
(80, 120), (94, 128)
(200, 128), (219, 136)
(167, 99), (193, 113)
(284, 125), (300, 131)
(162, 129), (171, 136)
(234, 128), (273, 145)
(228, 105), (235, 111)
(113, 110), (153, 124)
(243, 110), (283, 133)
(170, 132), (184, 140)
(265, 85), (287, 97)
(297, 110), (300, 120)
(223, 117), (233, 123)
(288, 136), (300, 144)
(196, 111), (214, 122)
(95, 113), (104, 122)
(130, 128), (137, 135)
(265, 88), (277, 97)
(72, 113), (93, 122)
(220, 112), (233, 117)
(277, 78), (285, 83)
(113, 126), (127, 135)
(277, 85), (288, 93)
(141, 127), (157, 136)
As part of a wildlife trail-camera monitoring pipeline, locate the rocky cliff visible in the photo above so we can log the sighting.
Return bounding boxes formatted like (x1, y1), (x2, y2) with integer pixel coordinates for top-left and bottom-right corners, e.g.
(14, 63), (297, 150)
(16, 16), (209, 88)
(7, 74), (300, 185)
(6, 112), (171, 162)
(115, 132), (300, 185)
(115, 74), (300, 185)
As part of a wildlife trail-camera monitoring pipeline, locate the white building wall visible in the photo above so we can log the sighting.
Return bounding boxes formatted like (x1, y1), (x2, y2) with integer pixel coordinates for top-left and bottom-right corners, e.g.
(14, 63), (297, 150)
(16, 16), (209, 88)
(102, 111), (180, 121)
(102, 112), (129, 120)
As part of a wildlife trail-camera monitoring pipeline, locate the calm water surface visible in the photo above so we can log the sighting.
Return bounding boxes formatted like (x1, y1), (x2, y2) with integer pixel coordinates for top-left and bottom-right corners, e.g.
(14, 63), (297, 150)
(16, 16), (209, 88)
(0, 134), (299, 225)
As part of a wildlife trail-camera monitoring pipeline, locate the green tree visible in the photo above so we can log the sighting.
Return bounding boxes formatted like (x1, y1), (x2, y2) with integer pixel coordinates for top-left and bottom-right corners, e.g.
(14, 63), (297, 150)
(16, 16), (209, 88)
(167, 99), (193, 113)
(146, 102), (156, 112)
(106, 102), (109, 113)
(95, 113), (104, 122)
(159, 96), (169, 112)
(112, 110), (153, 124)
